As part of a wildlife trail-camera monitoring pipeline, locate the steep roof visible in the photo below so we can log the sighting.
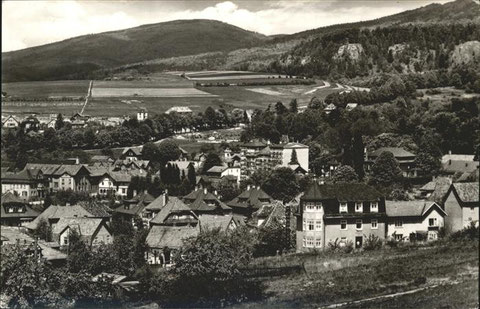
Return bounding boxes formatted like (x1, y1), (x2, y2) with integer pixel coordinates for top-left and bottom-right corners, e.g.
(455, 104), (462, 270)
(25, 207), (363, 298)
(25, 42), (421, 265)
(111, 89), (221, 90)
(1, 193), (39, 218)
(183, 188), (231, 212)
(385, 200), (445, 217)
(1, 192), (25, 205)
(150, 197), (194, 225)
(1, 168), (43, 184)
(227, 187), (272, 210)
(122, 147), (142, 156)
(25, 202), (110, 230)
(442, 160), (479, 174)
(53, 217), (106, 237)
(420, 181), (436, 192)
(144, 193), (167, 211)
(451, 182), (479, 203)
(146, 225), (199, 249)
(207, 165), (228, 174)
(369, 147), (415, 158)
(168, 160), (193, 171)
(198, 214), (235, 231)
(428, 177), (452, 204)
(301, 182), (383, 202)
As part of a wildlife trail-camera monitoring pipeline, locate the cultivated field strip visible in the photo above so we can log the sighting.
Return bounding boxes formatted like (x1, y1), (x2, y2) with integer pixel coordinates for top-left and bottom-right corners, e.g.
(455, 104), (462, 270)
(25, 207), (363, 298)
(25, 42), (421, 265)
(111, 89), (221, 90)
(91, 87), (217, 98)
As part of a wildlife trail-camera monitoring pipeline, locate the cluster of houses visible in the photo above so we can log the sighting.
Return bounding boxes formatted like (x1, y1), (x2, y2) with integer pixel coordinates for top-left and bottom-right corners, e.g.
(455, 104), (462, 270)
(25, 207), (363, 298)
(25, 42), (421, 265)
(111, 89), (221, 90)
(1, 113), (130, 131)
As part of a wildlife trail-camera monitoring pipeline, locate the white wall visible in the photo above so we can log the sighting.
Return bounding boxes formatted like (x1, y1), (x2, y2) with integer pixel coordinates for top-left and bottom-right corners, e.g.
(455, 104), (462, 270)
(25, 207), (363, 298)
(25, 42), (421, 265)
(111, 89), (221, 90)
(387, 209), (444, 241)
(282, 146), (309, 172)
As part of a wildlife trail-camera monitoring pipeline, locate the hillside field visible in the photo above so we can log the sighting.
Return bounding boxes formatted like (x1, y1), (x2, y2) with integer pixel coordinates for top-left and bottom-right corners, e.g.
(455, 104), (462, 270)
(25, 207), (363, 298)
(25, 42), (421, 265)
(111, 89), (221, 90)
(1, 72), (351, 117)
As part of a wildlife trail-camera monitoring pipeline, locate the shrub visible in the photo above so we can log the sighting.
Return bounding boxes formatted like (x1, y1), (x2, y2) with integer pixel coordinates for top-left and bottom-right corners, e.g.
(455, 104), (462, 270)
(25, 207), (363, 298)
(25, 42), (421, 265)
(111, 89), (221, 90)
(449, 222), (480, 241)
(327, 238), (342, 252)
(363, 234), (382, 251)
(341, 240), (354, 254)
(386, 238), (399, 248)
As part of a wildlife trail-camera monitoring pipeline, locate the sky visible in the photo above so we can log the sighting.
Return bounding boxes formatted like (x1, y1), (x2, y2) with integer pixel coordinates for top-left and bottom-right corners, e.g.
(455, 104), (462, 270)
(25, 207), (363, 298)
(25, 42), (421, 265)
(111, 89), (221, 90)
(2, 0), (453, 52)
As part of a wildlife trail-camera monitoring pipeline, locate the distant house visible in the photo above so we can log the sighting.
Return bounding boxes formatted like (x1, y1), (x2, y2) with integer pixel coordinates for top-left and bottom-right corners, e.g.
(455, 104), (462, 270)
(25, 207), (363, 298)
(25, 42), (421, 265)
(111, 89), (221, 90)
(345, 103), (358, 111)
(25, 164), (92, 193)
(1, 192), (40, 226)
(296, 182), (385, 252)
(91, 155), (114, 164)
(365, 147), (417, 178)
(227, 185), (273, 217)
(165, 106), (193, 114)
(53, 217), (112, 247)
(120, 147), (142, 161)
(2, 115), (20, 128)
(385, 200), (446, 242)
(25, 202), (111, 232)
(95, 170), (146, 197)
(1, 226), (67, 263)
(206, 165), (241, 184)
(21, 115), (40, 132)
(112, 192), (156, 227)
(114, 159), (150, 172)
(183, 187), (232, 215)
(167, 160), (195, 177)
(441, 153), (478, 177)
(1, 168), (47, 201)
(137, 108), (148, 121)
(324, 103), (337, 114)
(143, 191), (169, 220)
(443, 182), (479, 233)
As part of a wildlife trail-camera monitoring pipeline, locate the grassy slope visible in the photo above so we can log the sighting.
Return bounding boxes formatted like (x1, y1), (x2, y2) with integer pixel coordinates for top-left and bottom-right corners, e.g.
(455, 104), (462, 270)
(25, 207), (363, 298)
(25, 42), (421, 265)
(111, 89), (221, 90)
(2, 20), (269, 82)
(232, 241), (479, 309)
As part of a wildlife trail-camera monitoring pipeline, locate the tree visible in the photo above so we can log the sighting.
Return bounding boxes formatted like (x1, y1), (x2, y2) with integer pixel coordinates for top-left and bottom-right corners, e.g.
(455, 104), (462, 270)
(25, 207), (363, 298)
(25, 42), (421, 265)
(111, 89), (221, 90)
(201, 153), (222, 174)
(142, 142), (160, 161)
(331, 165), (359, 183)
(67, 228), (92, 273)
(157, 140), (181, 166)
(289, 99), (298, 113)
(414, 151), (441, 177)
(187, 164), (196, 188)
(369, 151), (402, 186)
(289, 149), (299, 165)
(34, 218), (52, 241)
(55, 113), (65, 130)
(262, 167), (300, 202)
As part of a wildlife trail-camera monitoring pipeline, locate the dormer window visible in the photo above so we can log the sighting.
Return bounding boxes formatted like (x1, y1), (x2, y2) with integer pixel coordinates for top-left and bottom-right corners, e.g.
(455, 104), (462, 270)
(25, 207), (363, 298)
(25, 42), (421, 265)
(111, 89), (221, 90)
(371, 202), (378, 213)
(355, 202), (363, 213)
(339, 203), (347, 213)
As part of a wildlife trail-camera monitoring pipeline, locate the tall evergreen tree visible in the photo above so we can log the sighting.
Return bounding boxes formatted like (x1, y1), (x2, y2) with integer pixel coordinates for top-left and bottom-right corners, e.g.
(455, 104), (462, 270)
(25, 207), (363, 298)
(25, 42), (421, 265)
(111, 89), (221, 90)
(289, 149), (299, 165)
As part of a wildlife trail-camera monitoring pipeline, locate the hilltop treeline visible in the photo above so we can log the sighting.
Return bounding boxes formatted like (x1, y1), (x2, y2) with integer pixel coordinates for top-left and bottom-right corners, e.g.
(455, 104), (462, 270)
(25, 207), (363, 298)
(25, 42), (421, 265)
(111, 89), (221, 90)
(270, 23), (480, 79)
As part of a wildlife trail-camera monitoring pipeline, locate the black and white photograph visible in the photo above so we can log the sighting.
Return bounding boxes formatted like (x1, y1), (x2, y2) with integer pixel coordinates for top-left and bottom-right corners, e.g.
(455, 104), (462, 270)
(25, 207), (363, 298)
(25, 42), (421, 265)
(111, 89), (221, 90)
(1, 0), (479, 308)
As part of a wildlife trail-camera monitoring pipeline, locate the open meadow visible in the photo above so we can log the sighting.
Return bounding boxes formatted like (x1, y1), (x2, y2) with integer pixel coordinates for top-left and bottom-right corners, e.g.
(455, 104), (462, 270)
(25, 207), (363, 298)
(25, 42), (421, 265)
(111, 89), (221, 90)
(1, 72), (352, 117)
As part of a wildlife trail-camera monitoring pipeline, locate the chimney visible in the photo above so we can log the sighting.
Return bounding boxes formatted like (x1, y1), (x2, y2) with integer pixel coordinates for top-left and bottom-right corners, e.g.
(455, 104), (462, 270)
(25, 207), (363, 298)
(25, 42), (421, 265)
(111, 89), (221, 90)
(133, 189), (137, 196)
(195, 185), (198, 191)
(204, 187), (208, 195)
(214, 190), (218, 196)
(448, 150), (452, 155)
(449, 159), (451, 165)
(247, 184), (251, 191)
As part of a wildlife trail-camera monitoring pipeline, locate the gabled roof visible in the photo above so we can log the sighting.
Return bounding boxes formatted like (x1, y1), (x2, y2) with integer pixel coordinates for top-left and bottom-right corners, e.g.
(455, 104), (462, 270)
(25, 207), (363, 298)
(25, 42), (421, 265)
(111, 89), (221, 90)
(227, 187), (272, 210)
(144, 193), (168, 211)
(146, 225), (199, 249)
(183, 188), (231, 212)
(1, 192), (25, 205)
(420, 181), (436, 192)
(121, 147), (142, 156)
(385, 200), (446, 217)
(207, 165), (228, 174)
(442, 160), (479, 174)
(1, 168), (43, 184)
(441, 154), (476, 163)
(198, 214), (236, 231)
(53, 217), (106, 237)
(369, 147), (415, 158)
(450, 182), (479, 203)
(25, 202), (110, 230)
(301, 182), (383, 202)
(150, 197), (195, 225)
(168, 160), (193, 171)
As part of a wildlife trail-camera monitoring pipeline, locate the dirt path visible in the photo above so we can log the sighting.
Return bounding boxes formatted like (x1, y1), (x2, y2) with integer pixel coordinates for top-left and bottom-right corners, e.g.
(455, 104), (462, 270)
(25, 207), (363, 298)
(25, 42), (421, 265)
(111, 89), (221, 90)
(80, 80), (93, 115)
(304, 81), (330, 94)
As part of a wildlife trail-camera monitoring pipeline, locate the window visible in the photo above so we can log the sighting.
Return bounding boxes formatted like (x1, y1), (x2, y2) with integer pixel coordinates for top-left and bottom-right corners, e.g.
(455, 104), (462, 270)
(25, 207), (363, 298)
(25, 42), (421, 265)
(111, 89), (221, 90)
(395, 220), (403, 228)
(339, 203), (348, 213)
(8, 207), (14, 213)
(371, 202), (378, 213)
(303, 237), (306, 247)
(122, 188), (126, 194)
(315, 220), (322, 231)
(395, 234), (403, 241)
(303, 218), (306, 231)
(315, 238), (322, 247)
(63, 237), (68, 245)
(355, 202), (363, 213)
(371, 219), (378, 229)
(340, 220), (347, 230)
(356, 219), (363, 230)
(308, 220), (315, 231)
(306, 237), (314, 247)
(429, 218), (437, 227)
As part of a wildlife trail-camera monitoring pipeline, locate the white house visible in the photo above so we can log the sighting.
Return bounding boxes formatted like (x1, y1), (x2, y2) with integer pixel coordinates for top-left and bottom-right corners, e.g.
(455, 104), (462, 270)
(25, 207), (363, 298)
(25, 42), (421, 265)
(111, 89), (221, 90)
(137, 109), (148, 121)
(2, 115), (20, 128)
(385, 200), (447, 242)
(53, 217), (113, 247)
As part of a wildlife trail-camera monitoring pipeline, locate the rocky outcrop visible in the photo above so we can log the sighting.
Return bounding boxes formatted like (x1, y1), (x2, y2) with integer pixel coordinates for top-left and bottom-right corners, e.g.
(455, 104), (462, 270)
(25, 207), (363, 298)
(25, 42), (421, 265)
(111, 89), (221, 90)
(451, 41), (480, 67)
(333, 44), (364, 62)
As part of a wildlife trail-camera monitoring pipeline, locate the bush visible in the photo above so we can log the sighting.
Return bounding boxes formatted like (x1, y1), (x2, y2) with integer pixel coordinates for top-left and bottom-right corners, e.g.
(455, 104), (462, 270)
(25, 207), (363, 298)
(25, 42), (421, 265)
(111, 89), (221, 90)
(449, 222), (480, 241)
(363, 234), (382, 251)
(386, 238), (399, 248)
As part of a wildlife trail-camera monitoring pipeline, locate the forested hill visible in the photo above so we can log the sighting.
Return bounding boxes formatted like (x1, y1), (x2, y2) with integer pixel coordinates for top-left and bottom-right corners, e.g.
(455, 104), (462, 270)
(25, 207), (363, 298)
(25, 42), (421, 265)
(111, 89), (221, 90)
(1, 19), (269, 82)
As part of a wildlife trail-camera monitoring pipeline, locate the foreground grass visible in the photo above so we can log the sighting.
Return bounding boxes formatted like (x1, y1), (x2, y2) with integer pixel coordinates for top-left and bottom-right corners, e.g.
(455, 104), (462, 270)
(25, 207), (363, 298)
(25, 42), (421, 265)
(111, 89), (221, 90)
(231, 241), (479, 309)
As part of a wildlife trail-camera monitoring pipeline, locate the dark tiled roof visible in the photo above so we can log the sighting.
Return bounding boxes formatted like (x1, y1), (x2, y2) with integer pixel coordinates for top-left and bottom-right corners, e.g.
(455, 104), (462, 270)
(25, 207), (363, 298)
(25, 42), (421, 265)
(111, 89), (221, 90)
(1, 193), (39, 219)
(146, 225), (199, 249)
(183, 188), (231, 212)
(442, 160), (479, 174)
(150, 197), (194, 225)
(1, 192), (25, 205)
(198, 214), (236, 231)
(428, 177), (453, 204)
(369, 147), (415, 158)
(52, 217), (106, 237)
(301, 182), (383, 202)
(78, 201), (112, 217)
(144, 194), (167, 211)
(227, 187), (272, 210)
(451, 182), (479, 203)
(385, 200), (445, 217)
(1, 168), (43, 184)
